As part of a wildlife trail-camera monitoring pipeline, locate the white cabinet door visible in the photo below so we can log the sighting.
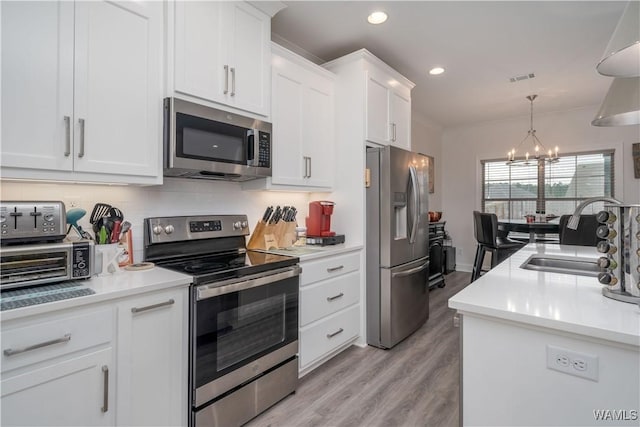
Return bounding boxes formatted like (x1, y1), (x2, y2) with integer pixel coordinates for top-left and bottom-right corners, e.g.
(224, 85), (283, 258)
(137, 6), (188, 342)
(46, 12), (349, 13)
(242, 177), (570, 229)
(226, 2), (270, 116)
(271, 64), (306, 186)
(74, 0), (161, 177)
(172, 1), (270, 117)
(0, 1), (74, 171)
(303, 78), (334, 188)
(116, 288), (187, 427)
(173, 1), (226, 103)
(265, 45), (334, 190)
(390, 91), (411, 149)
(365, 72), (390, 145)
(1, 348), (114, 426)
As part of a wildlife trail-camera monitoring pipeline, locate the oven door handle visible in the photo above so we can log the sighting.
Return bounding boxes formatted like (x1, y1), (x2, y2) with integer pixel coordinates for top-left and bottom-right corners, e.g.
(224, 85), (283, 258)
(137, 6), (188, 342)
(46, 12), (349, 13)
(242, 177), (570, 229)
(196, 265), (302, 300)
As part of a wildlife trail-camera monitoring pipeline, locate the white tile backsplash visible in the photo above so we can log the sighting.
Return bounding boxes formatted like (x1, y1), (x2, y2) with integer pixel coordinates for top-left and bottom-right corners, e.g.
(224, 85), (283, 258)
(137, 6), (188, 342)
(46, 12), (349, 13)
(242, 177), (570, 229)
(1, 179), (319, 262)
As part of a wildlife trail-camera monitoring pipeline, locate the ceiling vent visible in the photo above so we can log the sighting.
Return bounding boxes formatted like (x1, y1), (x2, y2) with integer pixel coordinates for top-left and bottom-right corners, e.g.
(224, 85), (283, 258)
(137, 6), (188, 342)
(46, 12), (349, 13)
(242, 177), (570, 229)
(509, 73), (536, 83)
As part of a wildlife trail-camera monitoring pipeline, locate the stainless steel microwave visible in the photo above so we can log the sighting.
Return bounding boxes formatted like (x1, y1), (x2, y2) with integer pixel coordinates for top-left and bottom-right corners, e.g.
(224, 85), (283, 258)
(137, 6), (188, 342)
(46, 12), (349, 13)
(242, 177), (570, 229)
(163, 98), (272, 181)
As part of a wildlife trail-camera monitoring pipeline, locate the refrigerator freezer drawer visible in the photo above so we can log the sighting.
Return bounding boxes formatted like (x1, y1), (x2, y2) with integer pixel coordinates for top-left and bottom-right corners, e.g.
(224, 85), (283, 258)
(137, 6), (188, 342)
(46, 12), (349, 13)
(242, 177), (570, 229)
(379, 257), (429, 348)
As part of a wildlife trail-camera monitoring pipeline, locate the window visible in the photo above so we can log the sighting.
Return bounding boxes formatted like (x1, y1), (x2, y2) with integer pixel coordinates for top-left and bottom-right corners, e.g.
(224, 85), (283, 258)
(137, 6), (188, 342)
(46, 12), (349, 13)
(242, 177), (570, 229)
(482, 150), (614, 219)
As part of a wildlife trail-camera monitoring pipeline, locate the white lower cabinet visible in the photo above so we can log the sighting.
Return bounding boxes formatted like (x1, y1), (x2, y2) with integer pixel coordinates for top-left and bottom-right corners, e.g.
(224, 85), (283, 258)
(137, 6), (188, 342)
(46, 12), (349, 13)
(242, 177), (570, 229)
(298, 250), (361, 375)
(0, 286), (188, 427)
(1, 307), (116, 426)
(115, 287), (187, 426)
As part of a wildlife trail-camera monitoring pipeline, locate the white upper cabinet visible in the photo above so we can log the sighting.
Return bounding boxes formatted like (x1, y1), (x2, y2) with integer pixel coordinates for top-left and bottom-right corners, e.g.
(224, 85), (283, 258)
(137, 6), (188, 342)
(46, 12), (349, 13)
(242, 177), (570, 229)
(365, 66), (413, 150)
(0, 1), (163, 184)
(172, 1), (271, 118)
(243, 43), (335, 191)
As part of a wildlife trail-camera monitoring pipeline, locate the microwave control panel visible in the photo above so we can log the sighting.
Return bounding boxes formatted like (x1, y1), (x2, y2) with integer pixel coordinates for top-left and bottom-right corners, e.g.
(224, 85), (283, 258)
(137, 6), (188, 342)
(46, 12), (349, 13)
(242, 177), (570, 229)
(257, 131), (270, 167)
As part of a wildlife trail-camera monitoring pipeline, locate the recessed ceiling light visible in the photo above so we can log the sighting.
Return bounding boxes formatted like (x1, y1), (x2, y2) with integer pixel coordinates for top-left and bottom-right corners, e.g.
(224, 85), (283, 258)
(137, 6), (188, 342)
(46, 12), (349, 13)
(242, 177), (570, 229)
(367, 11), (388, 24)
(429, 67), (445, 75)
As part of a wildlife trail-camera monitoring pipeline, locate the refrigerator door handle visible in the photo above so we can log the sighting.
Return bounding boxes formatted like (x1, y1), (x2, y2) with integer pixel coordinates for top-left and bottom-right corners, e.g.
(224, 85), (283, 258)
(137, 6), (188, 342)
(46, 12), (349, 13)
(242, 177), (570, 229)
(391, 260), (429, 278)
(408, 165), (420, 244)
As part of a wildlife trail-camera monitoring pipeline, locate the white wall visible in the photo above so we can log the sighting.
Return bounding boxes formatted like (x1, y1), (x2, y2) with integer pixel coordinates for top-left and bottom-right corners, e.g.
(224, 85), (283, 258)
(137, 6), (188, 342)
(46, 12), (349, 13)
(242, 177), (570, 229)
(442, 105), (640, 271)
(412, 113), (444, 211)
(0, 179), (313, 262)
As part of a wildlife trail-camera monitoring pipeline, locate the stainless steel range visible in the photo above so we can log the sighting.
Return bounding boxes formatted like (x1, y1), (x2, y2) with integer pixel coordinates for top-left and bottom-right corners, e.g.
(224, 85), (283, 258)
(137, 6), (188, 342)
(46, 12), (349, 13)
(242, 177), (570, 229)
(143, 215), (300, 427)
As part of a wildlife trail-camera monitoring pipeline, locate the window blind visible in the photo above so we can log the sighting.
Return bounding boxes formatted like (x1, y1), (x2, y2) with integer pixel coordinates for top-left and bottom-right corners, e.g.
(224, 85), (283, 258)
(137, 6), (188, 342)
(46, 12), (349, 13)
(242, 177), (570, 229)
(481, 150), (614, 219)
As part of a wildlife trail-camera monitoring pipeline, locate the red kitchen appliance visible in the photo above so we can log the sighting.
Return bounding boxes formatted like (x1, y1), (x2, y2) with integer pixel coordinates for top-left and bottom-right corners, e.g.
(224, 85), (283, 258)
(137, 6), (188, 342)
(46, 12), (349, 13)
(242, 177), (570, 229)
(306, 201), (336, 237)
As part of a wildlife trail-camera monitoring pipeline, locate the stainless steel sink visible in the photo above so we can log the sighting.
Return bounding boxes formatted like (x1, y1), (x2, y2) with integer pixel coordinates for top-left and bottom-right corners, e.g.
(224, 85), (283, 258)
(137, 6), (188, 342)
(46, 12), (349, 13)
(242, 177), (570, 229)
(520, 254), (603, 277)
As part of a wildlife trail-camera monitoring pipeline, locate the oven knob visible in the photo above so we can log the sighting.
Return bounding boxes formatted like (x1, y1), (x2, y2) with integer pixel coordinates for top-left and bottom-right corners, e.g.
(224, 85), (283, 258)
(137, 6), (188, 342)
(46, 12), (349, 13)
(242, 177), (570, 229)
(164, 225), (175, 234)
(241, 221), (248, 229)
(153, 225), (163, 235)
(233, 221), (242, 230)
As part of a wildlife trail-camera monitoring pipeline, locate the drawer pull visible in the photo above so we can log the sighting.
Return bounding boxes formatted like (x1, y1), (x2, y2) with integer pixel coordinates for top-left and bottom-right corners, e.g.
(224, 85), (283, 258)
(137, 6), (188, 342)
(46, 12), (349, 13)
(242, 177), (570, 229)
(326, 292), (344, 302)
(326, 265), (344, 273)
(131, 298), (175, 314)
(101, 365), (109, 413)
(326, 328), (344, 338)
(3, 333), (71, 356)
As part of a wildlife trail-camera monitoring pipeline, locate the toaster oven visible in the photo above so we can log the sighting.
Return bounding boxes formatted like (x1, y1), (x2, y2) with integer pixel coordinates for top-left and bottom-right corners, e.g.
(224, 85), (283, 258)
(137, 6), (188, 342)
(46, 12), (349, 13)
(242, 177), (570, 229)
(0, 240), (95, 290)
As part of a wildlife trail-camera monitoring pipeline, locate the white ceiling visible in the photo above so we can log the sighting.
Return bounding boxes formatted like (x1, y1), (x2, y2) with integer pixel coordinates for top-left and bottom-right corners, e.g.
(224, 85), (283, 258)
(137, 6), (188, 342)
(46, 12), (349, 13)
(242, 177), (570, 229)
(271, 1), (628, 128)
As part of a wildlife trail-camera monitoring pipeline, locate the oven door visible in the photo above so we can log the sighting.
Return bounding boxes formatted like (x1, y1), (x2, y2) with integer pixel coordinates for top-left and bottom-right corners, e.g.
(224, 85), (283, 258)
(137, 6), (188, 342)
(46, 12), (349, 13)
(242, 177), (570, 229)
(191, 266), (300, 408)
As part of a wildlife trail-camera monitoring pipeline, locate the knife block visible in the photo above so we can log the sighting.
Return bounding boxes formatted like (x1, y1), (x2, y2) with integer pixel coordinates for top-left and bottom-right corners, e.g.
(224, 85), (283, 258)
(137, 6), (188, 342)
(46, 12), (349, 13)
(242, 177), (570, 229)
(247, 221), (297, 250)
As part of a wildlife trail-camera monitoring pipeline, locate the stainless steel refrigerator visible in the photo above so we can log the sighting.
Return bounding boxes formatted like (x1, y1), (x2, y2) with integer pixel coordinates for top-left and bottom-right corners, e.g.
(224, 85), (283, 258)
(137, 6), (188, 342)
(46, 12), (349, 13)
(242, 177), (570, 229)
(366, 145), (430, 349)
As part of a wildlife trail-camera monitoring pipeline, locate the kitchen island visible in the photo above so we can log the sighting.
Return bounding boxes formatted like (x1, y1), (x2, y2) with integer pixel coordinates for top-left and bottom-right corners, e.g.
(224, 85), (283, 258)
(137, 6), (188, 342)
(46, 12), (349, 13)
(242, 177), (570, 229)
(449, 244), (640, 426)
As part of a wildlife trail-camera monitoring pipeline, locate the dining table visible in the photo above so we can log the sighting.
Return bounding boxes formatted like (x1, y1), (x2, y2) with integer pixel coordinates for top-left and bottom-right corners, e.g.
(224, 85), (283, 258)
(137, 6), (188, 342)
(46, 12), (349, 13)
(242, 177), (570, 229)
(498, 218), (561, 243)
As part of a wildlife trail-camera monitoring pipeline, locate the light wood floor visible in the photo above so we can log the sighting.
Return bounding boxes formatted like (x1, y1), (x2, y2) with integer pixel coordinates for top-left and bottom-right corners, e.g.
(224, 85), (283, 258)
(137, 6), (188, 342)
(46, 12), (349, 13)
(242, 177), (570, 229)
(247, 271), (471, 427)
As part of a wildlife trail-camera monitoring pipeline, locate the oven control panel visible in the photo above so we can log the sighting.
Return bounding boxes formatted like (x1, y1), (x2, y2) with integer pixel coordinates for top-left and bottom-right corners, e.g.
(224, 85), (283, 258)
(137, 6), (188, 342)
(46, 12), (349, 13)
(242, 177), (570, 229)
(190, 220), (222, 233)
(145, 215), (250, 245)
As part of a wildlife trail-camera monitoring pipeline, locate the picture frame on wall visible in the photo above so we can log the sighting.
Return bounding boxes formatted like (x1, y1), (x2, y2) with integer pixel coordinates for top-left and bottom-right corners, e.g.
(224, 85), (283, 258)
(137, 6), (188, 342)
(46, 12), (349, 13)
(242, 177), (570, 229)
(426, 155), (435, 193)
(633, 143), (640, 179)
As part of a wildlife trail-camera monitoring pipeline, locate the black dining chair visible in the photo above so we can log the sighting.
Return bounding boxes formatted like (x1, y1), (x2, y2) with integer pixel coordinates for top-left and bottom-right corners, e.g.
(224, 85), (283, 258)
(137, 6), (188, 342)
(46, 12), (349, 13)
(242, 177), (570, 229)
(471, 211), (525, 283)
(558, 214), (602, 246)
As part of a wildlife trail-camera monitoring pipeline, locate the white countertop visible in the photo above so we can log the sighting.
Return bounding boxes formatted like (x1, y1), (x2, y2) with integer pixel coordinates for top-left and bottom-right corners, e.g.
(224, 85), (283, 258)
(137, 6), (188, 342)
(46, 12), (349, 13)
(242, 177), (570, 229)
(448, 244), (640, 347)
(1, 267), (192, 322)
(259, 243), (363, 261)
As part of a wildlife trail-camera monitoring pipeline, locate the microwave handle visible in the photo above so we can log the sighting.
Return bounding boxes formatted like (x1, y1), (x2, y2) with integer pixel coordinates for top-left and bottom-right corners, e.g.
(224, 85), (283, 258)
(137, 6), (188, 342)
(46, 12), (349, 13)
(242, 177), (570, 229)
(247, 129), (258, 166)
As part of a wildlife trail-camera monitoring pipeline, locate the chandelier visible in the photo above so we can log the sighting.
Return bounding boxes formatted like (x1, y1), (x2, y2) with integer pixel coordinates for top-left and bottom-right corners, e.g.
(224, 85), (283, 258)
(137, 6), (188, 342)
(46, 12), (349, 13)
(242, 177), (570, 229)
(506, 95), (559, 166)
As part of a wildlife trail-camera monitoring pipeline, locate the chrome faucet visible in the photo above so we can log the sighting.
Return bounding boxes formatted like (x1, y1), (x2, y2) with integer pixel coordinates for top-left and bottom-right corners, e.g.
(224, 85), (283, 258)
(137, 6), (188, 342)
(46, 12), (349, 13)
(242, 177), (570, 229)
(567, 197), (622, 229)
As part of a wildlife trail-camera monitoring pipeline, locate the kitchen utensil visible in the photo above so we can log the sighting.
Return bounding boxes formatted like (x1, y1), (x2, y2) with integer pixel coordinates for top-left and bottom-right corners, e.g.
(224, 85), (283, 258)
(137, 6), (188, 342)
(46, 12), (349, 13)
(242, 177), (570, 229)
(108, 206), (124, 221)
(90, 203), (112, 232)
(262, 206), (273, 223)
(66, 208), (92, 240)
(270, 206), (282, 224)
(98, 225), (109, 245)
(110, 220), (122, 244)
(119, 221), (131, 241)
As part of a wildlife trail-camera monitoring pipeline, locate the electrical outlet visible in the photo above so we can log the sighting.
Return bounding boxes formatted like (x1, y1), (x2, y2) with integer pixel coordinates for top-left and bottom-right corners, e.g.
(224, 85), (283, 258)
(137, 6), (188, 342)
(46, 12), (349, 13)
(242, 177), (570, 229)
(547, 345), (598, 381)
(456, 248), (462, 256)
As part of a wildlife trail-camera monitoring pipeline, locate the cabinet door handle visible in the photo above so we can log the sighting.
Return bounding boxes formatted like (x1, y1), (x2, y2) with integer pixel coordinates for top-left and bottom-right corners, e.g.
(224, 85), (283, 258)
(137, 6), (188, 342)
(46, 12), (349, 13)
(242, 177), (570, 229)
(78, 118), (86, 158)
(101, 365), (109, 413)
(224, 65), (229, 94)
(326, 328), (344, 338)
(131, 298), (175, 314)
(64, 116), (71, 157)
(326, 265), (344, 273)
(392, 123), (397, 142)
(3, 333), (71, 357)
(308, 157), (311, 178)
(230, 67), (236, 97)
(326, 292), (344, 302)
(302, 156), (309, 178)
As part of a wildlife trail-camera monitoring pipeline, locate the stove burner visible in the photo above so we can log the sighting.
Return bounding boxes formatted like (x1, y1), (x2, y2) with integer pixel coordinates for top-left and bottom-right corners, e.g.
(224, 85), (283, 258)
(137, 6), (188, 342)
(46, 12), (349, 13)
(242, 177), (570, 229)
(183, 262), (227, 273)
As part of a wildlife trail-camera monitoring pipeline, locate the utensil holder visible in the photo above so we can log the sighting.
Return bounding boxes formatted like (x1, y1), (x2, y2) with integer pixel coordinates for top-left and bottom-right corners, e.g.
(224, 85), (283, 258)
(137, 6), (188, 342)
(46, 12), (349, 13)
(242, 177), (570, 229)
(247, 221), (297, 250)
